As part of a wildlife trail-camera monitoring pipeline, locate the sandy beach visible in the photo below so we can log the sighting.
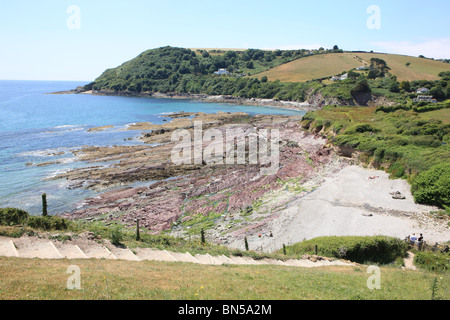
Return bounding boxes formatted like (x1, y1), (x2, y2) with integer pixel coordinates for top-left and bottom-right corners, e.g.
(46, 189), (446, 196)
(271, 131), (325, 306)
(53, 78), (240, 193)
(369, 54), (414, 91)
(226, 164), (449, 253)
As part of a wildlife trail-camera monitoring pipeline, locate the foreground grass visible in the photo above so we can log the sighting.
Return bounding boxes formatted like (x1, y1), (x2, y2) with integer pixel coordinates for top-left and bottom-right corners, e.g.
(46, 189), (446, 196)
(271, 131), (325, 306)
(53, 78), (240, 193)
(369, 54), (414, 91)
(0, 257), (448, 300)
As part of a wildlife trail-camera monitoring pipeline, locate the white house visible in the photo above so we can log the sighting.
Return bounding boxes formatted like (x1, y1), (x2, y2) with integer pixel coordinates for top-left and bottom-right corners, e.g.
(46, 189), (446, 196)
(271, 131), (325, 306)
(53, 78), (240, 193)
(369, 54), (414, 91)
(416, 87), (429, 94)
(413, 95), (437, 103)
(330, 73), (349, 81)
(356, 66), (368, 70)
(214, 68), (229, 75)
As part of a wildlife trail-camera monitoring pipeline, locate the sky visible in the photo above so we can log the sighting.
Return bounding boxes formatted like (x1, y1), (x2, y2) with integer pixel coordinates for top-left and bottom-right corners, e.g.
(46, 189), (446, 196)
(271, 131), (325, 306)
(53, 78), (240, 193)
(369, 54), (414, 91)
(1, 0), (449, 81)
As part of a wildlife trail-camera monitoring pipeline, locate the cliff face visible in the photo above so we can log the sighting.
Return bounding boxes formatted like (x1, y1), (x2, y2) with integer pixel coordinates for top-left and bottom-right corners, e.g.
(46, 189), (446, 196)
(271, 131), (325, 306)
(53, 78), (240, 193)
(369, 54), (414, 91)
(306, 90), (396, 108)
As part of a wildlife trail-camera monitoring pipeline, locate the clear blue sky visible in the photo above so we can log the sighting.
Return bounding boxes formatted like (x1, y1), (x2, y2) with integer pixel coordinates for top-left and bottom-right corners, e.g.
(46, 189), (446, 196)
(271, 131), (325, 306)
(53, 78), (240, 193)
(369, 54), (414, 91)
(1, 0), (449, 81)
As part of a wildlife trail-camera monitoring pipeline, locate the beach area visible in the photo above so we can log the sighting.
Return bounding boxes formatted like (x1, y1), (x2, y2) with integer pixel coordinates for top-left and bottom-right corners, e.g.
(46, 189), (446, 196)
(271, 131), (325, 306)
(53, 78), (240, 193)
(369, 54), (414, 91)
(47, 111), (448, 252)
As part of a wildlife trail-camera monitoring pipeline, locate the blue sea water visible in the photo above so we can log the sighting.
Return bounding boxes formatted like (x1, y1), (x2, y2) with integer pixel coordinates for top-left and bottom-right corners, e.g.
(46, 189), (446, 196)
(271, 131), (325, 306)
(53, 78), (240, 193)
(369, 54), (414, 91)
(0, 80), (305, 215)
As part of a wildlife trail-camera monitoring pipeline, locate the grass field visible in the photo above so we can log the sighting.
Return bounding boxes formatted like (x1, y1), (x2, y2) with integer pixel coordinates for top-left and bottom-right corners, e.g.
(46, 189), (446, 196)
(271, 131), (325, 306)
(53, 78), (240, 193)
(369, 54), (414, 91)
(0, 256), (448, 300)
(252, 52), (450, 83)
(355, 52), (450, 82)
(417, 107), (450, 124)
(252, 53), (362, 82)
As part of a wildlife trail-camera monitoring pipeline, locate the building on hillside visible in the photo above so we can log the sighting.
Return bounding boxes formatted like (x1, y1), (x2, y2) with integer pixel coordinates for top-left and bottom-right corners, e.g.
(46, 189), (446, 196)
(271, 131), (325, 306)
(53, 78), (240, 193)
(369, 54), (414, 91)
(413, 95), (437, 103)
(356, 66), (368, 70)
(214, 68), (229, 75)
(330, 73), (349, 81)
(416, 87), (430, 94)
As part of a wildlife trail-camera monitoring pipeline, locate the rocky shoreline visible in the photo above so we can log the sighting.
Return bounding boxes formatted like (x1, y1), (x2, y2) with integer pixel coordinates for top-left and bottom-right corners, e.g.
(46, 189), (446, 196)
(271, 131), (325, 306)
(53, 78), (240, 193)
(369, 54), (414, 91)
(46, 111), (448, 250)
(50, 87), (316, 111)
(50, 85), (397, 110)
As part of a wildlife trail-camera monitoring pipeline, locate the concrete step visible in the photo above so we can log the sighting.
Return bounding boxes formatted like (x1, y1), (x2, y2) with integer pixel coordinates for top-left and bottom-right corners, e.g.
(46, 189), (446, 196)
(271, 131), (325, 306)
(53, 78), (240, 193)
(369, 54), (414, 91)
(299, 259), (317, 267)
(54, 243), (88, 259)
(317, 259), (334, 266)
(240, 256), (265, 265)
(261, 258), (287, 266)
(0, 236), (355, 268)
(106, 245), (141, 261)
(0, 238), (19, 257)
(168, 251), (199, 264)
(76, 243), (117, 260)
(15, 240), (63, 259)
(214, 255), (235, 265)
(284, 259), (309, 267)
(332, 260), (353, 266)
(194, 253), (222, 265)
(229, 256), (249, 265)
(134, 248), (177, 262)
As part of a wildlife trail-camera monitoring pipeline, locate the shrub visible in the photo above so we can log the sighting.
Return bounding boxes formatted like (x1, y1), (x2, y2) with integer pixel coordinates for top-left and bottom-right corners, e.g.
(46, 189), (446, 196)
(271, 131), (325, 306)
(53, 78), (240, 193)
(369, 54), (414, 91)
(282, 236), (408, 264)
(344, 124), (380, 134)
(0, 208), (29, 225)
(388, 162), (405, 178)
(414, 251), (449, 272)
(411, 163), (450, 208)
(111, 226), (123, 246)
(26, 216), (69, 231)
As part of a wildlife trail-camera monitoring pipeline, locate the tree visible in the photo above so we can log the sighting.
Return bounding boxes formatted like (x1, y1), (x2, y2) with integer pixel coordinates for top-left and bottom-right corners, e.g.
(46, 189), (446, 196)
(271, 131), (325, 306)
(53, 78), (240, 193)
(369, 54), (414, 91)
(400, 81), (411, 92)
(430, 86), (446, 100)
(405, 62), (411, 67)
(389, 82), (400, 93)
(347, 70), (359, 79)
(333, 45), (339, 51)
(202, 51), (210, 58)
(244, 237), (249, 251)
(261, 76), (268, 83)
(351, 79), (371, 96)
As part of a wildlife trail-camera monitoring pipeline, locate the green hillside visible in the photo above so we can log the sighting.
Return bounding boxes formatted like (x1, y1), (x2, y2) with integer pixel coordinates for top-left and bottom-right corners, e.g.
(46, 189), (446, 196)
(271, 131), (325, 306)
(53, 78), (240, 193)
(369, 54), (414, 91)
(88, 46), (334, 93)
(85, 46), (450, 105)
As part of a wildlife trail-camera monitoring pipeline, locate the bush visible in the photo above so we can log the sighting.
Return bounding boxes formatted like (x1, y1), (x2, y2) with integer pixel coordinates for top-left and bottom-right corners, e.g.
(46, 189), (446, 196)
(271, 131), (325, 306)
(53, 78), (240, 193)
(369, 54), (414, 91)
(414, 251), (449, 272)
(0, 207), (70, 231)
(0, 208), (29, 225)
(344, 124), (380, 134)
(282, 236), (408, 264)
(111, 226), (123, 246)
(411, 163), (450, 208)
(26, 216), (69, 231)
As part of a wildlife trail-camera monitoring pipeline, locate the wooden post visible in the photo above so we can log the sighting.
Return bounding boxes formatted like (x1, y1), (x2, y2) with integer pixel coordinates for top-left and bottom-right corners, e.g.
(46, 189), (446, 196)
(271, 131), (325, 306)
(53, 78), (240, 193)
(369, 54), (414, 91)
(42, 193), (47, 216)
(136, 219), (140, 241)
(201, 227), (205, 245)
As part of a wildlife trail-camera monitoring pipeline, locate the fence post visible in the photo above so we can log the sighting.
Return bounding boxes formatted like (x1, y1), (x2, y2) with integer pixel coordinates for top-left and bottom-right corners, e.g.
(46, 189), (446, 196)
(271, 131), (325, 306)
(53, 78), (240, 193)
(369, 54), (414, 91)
(136, 219), (140, 241)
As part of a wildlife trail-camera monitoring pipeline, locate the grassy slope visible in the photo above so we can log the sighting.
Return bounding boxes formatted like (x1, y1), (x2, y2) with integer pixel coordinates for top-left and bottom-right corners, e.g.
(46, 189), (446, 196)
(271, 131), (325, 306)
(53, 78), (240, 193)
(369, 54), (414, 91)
(356, 52), (450, 82)
(252, 53), (362, 82)
(1, 256), (448, 300)
(253, 52), (450, 83)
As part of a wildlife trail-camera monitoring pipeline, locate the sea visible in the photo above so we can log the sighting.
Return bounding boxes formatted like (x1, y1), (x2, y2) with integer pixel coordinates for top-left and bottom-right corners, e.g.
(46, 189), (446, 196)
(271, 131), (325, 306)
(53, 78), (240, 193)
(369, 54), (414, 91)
(0, 80), (305, 215)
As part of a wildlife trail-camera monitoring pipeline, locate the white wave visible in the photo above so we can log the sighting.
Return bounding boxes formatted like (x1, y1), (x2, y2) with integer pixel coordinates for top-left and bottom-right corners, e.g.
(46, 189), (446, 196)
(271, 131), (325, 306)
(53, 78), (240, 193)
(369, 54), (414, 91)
(18, 147), (72, 158)
(54, 124), (85, 129)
